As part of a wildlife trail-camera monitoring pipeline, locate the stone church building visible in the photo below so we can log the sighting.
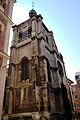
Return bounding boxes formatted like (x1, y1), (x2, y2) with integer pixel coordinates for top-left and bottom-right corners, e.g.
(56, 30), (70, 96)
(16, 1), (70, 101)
(2, 9), (73, 120)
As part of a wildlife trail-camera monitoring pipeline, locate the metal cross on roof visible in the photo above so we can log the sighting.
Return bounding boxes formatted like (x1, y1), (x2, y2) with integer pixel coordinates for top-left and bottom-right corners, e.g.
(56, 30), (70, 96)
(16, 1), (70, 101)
(32, 2), (34, 9)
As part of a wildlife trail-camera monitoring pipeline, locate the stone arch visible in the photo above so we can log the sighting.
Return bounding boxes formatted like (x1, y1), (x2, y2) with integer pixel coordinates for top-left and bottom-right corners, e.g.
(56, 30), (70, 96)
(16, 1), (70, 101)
(61, 82), (72, 120)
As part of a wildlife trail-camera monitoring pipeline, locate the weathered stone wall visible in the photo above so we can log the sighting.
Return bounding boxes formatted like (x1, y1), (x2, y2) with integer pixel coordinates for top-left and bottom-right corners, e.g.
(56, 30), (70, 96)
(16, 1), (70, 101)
(2, 10), (71, 120)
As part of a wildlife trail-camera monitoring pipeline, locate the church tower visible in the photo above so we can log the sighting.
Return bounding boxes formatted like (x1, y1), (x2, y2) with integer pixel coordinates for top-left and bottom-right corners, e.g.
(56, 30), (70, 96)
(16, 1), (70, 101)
(0, 0), (16, 119)
(3, 9), (72, 120)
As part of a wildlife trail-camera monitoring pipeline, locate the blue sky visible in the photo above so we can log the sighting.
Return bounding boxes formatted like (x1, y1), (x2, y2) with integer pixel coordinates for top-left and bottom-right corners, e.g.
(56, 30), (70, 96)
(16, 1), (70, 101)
(11, 0), (80, 82)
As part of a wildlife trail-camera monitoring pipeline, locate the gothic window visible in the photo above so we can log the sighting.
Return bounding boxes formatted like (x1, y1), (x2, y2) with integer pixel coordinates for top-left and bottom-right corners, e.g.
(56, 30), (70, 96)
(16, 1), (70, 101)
(57, 61), (63, 79)
(46, 59), (51, 82)
(21, 57), (29, 81)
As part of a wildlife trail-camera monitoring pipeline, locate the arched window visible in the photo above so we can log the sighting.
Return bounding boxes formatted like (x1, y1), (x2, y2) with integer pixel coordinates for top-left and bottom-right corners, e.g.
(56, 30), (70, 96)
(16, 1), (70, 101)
(21, 57), (29, 81)
(57, 61), (63, 79)
(46, 59), (51, 82)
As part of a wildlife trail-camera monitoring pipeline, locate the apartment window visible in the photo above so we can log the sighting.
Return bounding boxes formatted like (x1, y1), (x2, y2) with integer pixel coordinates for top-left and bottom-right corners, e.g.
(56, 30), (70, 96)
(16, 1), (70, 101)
(21, 57), (29, 81)
(75, 75), (80, 80)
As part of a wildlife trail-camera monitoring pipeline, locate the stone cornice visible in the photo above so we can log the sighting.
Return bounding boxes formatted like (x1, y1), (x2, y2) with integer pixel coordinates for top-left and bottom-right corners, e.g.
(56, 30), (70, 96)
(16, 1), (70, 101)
(0, 10), (13, 25)
(0, 51), (9, 59)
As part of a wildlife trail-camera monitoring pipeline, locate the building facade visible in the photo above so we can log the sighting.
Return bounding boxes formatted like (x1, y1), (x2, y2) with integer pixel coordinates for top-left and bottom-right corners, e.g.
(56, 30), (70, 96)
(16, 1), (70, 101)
(3, 9), (73, 120)
(0, 0), (16, 119)
(72, 72), (80, 120)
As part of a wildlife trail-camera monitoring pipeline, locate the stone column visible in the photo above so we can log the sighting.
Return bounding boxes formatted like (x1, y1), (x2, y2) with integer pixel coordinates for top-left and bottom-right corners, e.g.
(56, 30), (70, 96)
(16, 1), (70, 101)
(32, 17), (37, 38)
(44, 59), (48, 82)
(53, 53), (60, 87)
(8, 64), (15, 114)
(10, 64), (15, 87)
(38, 15), (43, 38)
(11, 25), (17, 47)
(0, 58), (7, 119)
(4, 22), (11, 54)
(8, 0), (14, 19)
(8, 89), (13, 114)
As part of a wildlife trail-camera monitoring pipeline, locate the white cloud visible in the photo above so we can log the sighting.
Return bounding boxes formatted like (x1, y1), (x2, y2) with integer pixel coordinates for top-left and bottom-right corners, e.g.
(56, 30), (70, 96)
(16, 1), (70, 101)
(8, 4), (29, 54)
(12, 4), (29, 25)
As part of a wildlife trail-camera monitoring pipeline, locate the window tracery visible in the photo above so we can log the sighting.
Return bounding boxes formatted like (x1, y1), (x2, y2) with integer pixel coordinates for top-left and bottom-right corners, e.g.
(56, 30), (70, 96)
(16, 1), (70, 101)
(18, 26), (32, 42)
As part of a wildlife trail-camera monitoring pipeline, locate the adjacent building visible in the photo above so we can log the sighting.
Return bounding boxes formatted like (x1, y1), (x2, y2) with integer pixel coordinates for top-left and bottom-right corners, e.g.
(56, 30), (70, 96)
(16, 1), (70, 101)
(72, 72), (80, 120)
(67, 78), (74, 109)
(3, 9), (73, 120)
(0, 0), (16, 119)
